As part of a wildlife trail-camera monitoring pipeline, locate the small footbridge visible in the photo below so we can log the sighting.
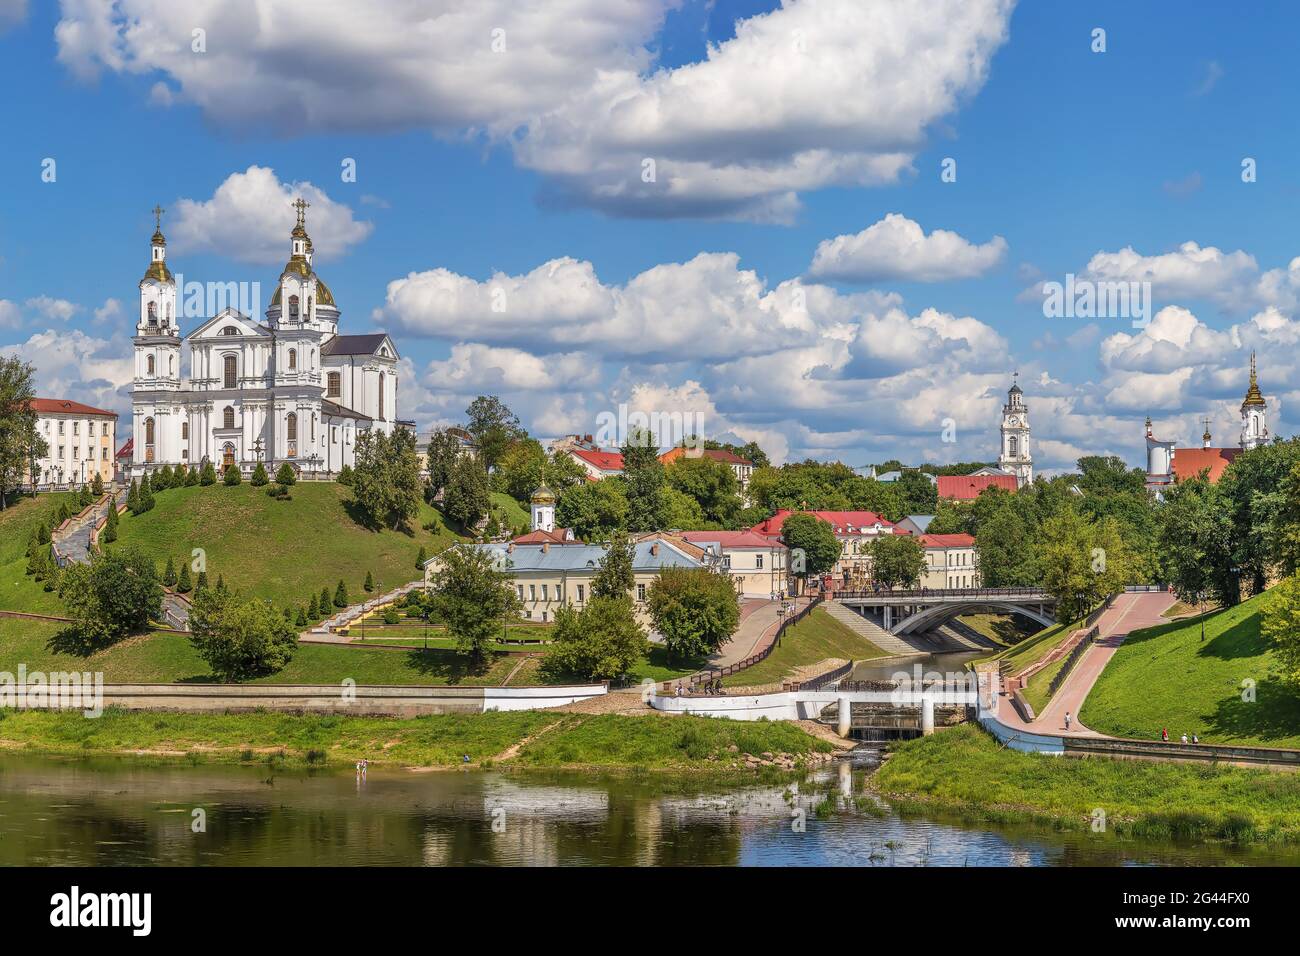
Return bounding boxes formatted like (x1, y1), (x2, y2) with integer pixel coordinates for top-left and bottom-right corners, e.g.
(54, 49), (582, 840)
(832, 587), (1056, 636)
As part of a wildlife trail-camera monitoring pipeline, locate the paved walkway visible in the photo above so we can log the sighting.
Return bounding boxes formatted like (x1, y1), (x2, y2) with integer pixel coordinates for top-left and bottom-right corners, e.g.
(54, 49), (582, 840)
(705, 596), (813, 670)
(997, 590), (1176, 737)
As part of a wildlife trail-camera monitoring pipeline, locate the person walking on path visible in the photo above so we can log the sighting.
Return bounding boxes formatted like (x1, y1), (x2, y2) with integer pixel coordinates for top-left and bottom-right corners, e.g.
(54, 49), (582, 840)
(1180, 733), (1188, 744)
(1063, 711), (1072, 732)
(1161, 727), (1169, 742)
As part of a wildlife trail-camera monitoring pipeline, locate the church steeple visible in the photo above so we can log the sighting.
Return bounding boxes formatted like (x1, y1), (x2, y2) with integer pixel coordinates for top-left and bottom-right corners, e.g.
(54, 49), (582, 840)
(1240, 352), (1269, 450)
(998, 372), (1032, 487)
(142, 204), (172, 284)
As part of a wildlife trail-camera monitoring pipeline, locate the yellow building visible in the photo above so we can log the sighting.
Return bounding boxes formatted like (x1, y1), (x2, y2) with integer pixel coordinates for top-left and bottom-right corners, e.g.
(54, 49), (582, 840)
(29, 398), (117, 488)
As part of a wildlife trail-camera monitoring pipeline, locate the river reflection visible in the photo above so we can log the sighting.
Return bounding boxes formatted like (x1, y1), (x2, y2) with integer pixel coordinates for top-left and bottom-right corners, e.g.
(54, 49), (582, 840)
(0, 753), (1293, 866)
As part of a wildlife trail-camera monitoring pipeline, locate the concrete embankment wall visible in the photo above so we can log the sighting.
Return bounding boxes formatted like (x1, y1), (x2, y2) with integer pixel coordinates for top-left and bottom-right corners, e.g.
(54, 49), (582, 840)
(22, 682), (607, 716)
(976, 709), (1065, 755)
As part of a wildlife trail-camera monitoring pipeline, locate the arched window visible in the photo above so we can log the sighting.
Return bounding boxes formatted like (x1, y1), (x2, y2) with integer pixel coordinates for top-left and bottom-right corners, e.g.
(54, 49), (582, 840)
(289, 295), (299, 321)
(379, 372), (385, 419)
(1008, 436), (1018, 457)
(147, 355), (155, 376)
(288, 348), (297, 370)
(168, 355), (174, 375)
(286, 413), (297, 441)
(326, 372), (341, 398)
(223, 406), (235, 429)
(221, 326), (238, 336)
(145, 418), (155, 444)
(181, 421), (188, 440)
(147, 302), (157, 324)
(223, 355), (237, 389)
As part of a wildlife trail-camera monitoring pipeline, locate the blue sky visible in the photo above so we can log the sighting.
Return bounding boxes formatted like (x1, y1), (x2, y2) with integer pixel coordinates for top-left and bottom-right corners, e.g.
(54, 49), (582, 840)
(2, 0), (1298, 473)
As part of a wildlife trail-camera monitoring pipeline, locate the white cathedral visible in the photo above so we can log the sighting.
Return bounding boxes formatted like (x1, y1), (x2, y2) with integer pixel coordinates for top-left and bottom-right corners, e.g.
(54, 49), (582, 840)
(131, 201), (400, 479)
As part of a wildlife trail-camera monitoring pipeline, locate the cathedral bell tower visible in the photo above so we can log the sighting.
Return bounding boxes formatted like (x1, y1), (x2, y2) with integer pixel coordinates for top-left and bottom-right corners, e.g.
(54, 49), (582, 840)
(1240, 351), (1270, 451)
(134, 205), (181, 391)
(998, 373), (1033, 487)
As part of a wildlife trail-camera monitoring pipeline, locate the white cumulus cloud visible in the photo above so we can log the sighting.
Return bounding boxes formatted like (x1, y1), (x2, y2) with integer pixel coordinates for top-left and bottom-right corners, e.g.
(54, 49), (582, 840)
(808, 214), (1007, 283)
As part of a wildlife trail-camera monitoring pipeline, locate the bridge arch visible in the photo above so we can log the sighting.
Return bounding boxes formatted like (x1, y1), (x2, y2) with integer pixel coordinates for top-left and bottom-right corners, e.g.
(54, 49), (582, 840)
(892, 601), (1055, 636)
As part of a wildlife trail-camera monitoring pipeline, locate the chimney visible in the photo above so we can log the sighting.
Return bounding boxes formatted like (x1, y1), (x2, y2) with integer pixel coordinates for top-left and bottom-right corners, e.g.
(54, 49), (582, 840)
(542, 542), (550, 553)
(650, 543), (659, 556)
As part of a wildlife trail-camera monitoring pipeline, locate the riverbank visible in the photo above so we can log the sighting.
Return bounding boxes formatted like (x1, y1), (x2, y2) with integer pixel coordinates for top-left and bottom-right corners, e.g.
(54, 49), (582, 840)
(0, 708), (835, 773)
(874, 723), (1300, 843)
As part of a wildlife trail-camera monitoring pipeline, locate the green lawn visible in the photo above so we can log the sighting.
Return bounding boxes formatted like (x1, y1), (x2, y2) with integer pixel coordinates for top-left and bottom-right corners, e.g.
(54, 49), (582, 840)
(0, 493), (76, 614)
(876, 723), (1300, 843)
(955, 613), (1036, 646)
(0, 617), (515, 685)
(504, 644), (705, 687)
(113, 483), (463, 611)
(977, 615), (1084, 675)
(721, 606), (887, 687)
(1082, 592), (1300, 749)
(0, 709), (832, 771)
(490, 491), (529, 532)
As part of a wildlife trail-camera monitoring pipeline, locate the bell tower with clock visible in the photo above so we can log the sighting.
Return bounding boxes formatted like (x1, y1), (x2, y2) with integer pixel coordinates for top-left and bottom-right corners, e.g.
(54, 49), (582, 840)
(998, 373), (1033, 487)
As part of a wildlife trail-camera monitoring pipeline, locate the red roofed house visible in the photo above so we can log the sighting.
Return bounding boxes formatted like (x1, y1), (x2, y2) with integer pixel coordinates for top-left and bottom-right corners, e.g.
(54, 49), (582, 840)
(564, 447), (625, 481)
(751, 509), (902, 587)
(1145, 353), (1269, 498)
(677, 530), (789, 598)
(658, 446), (755, 490)
(936, 473), (1019, 501)
(27, 398), (118, 489)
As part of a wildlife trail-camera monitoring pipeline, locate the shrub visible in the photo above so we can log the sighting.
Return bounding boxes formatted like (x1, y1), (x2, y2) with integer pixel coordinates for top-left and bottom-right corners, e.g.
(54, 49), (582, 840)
(415, 547), (427, 570)
(57, 544), (163, 650)
(364, 570), (374, 592)
(250, 461), (269, 487)
(320, 587), (331, 615)
(334, 580), (348, 608)
(199, 461), (217, 486)
(338, 464), (354, 486)
(223, 464), (242, 486)
(100, 504), (118, 544)
(185, 465), (200, 486)
(275, 462), (297, 487)
(176, 562), (192, 593)
(383, 607), (400, 625)
(162, 556), (178, 588)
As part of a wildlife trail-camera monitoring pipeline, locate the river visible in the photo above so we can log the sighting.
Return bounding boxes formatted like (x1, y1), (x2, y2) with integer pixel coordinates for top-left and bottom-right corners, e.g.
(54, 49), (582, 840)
(0, 752), (1293, 866)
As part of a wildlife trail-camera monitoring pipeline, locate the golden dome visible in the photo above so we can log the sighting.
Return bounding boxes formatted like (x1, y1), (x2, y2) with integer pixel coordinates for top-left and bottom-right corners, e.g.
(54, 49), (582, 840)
(141, 260), (173, 283)
(1242, 352), (1267, 408)
(531, 484), (557, 505)
(270, 277), (336, 308)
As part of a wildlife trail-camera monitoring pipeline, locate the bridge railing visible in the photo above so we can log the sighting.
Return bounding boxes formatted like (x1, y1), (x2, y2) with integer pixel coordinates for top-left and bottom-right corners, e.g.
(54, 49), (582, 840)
(832, 586), (1052, 602)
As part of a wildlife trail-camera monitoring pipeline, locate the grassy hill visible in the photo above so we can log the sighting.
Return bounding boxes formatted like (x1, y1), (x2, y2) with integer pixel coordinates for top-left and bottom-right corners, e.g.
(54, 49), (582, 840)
(0, 493), (76, 614)
(975, 615), (1084, 674)
(490, 492), (529, 532)
(722, 606), (886, 687)
(114, 482), (463, 611)
(1082, 592), (1300, 749)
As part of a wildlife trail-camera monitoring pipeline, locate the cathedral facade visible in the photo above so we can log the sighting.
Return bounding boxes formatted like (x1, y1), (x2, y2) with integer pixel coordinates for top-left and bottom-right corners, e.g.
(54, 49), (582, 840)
(130, 202), (399, 479)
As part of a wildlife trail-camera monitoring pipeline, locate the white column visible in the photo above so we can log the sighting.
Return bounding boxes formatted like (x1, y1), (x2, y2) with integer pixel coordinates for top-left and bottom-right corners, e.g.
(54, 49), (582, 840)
(921, 696), (935, 736)
(837, 696), (852, 738)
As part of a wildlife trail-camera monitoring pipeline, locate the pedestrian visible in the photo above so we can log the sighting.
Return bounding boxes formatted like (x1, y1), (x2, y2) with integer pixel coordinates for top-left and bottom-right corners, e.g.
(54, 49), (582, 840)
(1181, 733), (1188, 744)
(1161, 727), (1169, 742)
(1192, 734), (1200, 744)
(1064, 711), (1072, 731)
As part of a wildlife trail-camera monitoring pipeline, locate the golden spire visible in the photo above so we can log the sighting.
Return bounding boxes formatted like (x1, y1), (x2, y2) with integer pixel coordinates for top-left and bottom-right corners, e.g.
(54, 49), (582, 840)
(1242, 351), (1267, 408)
(151, 204), (166, 244)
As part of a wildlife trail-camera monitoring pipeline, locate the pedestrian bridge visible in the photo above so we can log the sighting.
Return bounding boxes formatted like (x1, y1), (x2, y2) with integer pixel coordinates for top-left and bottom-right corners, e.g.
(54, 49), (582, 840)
(832, 587), (1056, 635)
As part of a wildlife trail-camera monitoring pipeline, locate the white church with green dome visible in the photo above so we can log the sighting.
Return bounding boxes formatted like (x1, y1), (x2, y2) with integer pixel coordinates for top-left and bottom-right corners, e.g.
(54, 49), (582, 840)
(130, 200), (400, 479)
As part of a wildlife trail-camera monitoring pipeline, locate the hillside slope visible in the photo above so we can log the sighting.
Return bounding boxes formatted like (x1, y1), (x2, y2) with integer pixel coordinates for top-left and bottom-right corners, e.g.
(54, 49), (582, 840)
(0, 492), (76, 613)
(114, 483), (463, 610)
(1082, 592), (1300, 749)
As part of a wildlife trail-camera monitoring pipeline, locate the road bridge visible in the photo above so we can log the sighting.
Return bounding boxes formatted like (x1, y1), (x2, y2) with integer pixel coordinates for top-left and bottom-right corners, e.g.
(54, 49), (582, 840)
(832, 587), (1057, 635)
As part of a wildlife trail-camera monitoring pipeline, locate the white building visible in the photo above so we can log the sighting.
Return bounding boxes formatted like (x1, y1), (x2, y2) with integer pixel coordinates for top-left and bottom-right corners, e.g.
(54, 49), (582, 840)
(677, 530), (789, 599)
(130, 202), (399, 479)
(997, 376), (1032, 487)
(29, 399), (117, 488)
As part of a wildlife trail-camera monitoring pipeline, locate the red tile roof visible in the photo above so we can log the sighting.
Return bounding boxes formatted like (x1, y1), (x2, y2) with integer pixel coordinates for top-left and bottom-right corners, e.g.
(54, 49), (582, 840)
(512, 528), (579, 545)
(750, 509), (897, 537)
(916, 533), (976, 548)
(659, 447), (752, 466)
(678, 530), (787, 550)
(28, 398), (117, 418)
(1172, 447), (1240, 483)
(568, 447), (625, 472)
(936, 473), (1018, 500)
(116, 438), (133, 459)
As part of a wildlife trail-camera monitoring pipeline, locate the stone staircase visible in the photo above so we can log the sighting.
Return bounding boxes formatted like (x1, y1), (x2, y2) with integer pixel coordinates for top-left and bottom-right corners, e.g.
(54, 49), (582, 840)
(824, 600), (925, 657)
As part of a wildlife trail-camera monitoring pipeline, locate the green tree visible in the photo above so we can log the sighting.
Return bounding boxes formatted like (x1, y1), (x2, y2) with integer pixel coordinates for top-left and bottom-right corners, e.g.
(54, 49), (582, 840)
(647, 566), (741, 660)
(423, 427), (463, 501)
(189, 587), (298, 680)
(541, 596), (649, 682)
(176, 561), (192, 593)
(163, 556), (178, 588)
(295, 606), (307, 627)
(1269, 461), (1300, 577)
(428, 546), (522, 666)
(493, 438), (585, 502)
(249, 461), (269, 486)
(661, 485), (708, 530)
(337, 463), (354, 486)
(867, 534), (926, 589)
(196, 569), (209, 592)
(57, 544), (163, 650)
(101, 501), (119, 544)
(779, 513), (840, 580)
(126, 479), (140, 514)
(319, 586), (331, 614)
(975, 507), (1037, 587)
(591, 533), (636, 599)
(351, 428), (423, 530)
(556, 479), (628, 542)
(665, 455), (741, 527)
(1156, 475), (1238, 608)
(443, 452), (490, 530)
(275, 462), (297, 487)
(415, 547), (426, 570)
(138, 473), (155, 512)
(465, 396), (526, 471)
(1262, 574), (1300, 686)
(621, 428), (669, 532)
(200, 460), (217, 485)
(334, 580), (348, 608)
(155, 464), (174, 490)
(223, 463), (241, 486)
(306, 592), (319, 619)
(0, 357), (41, 508)
(365, 570), (375, 592)
(184, 464), (199, 486)
(91, 472), (104, 497)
